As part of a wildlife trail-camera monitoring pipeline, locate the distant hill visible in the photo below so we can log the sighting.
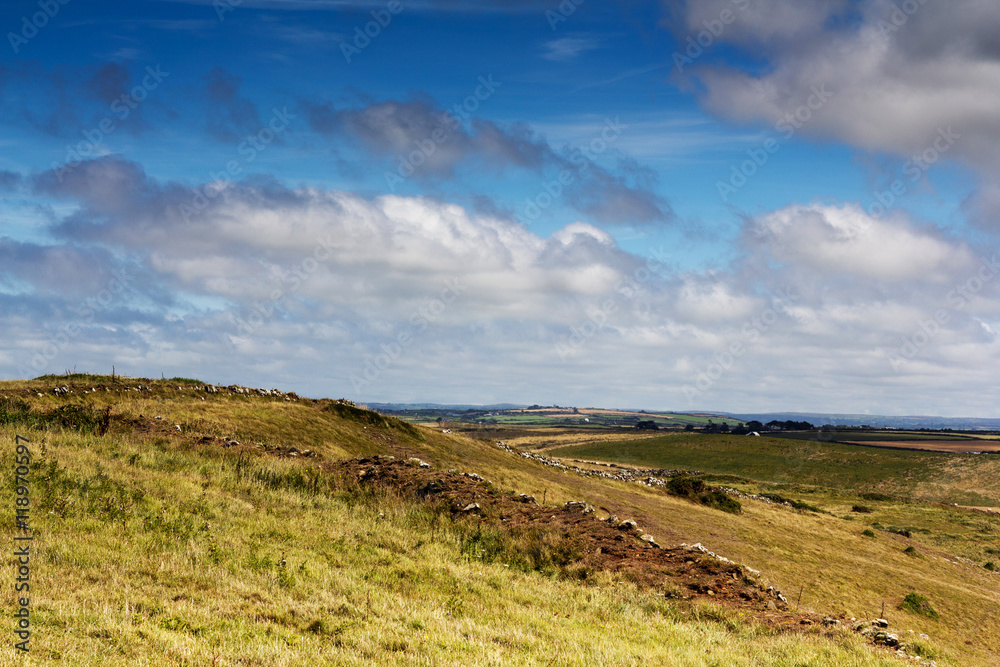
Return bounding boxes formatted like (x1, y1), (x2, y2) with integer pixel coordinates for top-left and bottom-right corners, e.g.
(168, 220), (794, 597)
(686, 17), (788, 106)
(718, 411), (1000, 430)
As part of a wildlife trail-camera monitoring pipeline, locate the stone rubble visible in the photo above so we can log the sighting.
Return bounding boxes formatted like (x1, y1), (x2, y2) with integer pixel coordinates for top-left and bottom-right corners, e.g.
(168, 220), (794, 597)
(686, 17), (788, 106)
(852, 618), (938, 665)
(495, 441), (701, 487)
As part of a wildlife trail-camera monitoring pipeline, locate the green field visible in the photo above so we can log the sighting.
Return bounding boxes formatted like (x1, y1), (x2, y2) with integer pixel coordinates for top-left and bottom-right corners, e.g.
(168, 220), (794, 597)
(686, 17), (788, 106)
(547, 433), (1000, 506)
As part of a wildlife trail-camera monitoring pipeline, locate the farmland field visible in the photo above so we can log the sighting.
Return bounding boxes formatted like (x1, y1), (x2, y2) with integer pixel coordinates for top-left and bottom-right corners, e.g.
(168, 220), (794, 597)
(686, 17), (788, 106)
(546, 433), (1000, 506)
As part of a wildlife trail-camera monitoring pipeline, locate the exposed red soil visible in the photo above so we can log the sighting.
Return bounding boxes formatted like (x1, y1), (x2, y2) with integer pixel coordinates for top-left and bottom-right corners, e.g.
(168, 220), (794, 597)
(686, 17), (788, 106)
(322, 456), (850, 633)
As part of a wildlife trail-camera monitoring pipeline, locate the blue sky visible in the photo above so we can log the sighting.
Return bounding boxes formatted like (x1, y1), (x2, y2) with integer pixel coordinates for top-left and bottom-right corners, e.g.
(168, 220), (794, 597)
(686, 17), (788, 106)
(2, 0), (999, 416)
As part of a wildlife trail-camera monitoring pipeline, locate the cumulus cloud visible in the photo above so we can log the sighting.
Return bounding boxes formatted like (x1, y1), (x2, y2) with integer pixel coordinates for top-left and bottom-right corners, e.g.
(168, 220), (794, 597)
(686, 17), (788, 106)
(747, 203), (975, 284)
(5, 157), (998, 414)
(35, 158), (646, 320)
(670, 0), (1000, 232)
(668, 0), (847, 49)
(303, 97), (674, 226)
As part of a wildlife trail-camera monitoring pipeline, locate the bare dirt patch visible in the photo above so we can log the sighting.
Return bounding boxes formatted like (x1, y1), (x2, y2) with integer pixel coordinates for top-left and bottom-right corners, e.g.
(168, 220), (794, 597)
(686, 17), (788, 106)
(322, 455), (854, 632)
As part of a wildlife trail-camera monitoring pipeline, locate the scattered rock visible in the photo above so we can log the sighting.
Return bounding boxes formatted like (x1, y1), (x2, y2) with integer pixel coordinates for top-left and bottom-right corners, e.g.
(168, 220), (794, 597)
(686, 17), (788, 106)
(461, 503), (480, 513)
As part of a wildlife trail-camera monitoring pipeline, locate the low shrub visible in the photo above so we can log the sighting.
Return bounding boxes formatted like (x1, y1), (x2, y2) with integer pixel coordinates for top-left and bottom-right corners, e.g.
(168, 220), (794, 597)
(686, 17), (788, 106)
(899, 592), (939, 620)
(700, 489), (742, 515)
(666, 476), (741, 515)
(666, 475), (706, 497)
(860, 492), (894, 501)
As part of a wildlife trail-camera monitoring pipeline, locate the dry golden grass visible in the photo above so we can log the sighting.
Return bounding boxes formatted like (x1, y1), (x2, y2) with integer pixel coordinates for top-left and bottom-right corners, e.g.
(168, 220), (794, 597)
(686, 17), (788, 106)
(0, 376), (990, 664)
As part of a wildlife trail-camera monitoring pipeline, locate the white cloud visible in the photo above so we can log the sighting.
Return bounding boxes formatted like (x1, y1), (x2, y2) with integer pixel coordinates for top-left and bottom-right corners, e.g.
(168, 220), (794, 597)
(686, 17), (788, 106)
(751, 203), (975, 283)
(674, 0), (1000, 231)
(7, 162), (1000, 415)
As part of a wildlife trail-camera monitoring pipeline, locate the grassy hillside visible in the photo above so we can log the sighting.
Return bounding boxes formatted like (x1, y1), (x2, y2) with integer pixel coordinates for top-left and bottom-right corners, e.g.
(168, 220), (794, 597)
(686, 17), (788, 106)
(0, 377), (994, 664)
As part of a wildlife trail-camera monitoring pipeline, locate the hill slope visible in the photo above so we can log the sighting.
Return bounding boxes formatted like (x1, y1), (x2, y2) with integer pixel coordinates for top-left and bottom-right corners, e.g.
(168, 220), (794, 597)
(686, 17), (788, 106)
(0, 376), (988, 664)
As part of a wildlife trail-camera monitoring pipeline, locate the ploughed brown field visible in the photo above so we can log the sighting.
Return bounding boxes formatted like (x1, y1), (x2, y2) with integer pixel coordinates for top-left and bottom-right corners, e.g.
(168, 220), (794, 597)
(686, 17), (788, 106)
(841, 439), (1000, 453)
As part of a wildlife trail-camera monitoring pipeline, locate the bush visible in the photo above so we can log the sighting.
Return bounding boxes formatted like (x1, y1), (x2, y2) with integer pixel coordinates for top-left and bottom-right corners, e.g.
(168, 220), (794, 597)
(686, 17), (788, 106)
(860, 492), (894, 501)
(788, 499), (822, 513)
(862, 529), (876, 538)
(852, 505), (874, 514)
(903, 546), (921, 557)
(700, 489), (742, 515)
(667, 475), (706, 497)
(985, 561), (996, 571)
(666, 476), (741, 515)
(899, 592), (939, 620)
